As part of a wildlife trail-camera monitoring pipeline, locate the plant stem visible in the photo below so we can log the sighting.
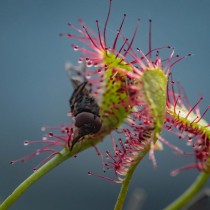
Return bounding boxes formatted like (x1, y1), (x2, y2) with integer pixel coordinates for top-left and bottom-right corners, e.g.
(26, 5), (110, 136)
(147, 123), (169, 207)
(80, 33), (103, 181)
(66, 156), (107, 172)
(114, 132), (157, 210)
(163, 172), (210, 210)
(0, 149), (71, 210)
(114, 161), (139, 210)
(0, 123), (113, 210)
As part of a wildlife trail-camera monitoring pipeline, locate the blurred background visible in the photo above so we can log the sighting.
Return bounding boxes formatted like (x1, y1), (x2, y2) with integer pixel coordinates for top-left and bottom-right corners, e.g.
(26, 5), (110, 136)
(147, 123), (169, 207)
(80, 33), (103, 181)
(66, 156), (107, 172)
(1, 0), (210, 209)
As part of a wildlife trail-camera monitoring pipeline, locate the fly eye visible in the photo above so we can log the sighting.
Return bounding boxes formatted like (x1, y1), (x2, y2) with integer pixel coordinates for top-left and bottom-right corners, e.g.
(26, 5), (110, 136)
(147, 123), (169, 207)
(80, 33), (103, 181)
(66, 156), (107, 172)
(75, 112), (102, 133)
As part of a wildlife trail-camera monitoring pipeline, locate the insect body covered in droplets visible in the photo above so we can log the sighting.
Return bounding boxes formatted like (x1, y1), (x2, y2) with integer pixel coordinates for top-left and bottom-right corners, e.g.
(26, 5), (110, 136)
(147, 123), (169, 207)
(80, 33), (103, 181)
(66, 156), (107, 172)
(68, 63), (102, 150)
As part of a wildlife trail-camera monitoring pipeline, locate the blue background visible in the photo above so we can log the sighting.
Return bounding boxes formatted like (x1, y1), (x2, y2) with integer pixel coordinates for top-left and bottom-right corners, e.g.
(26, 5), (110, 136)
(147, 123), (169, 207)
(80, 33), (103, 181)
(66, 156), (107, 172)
(1, 0), (210, 209)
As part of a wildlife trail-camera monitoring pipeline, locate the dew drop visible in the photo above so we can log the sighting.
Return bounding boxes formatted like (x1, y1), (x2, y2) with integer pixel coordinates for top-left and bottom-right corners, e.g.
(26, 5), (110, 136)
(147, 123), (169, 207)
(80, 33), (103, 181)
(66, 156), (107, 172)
(73, 45), (79, 51)
(41, 126), (46, 131)
(10, 161), (15, 165)
(86, 61), (93, 67)
(64, 127), (70, 133)
(33, 168), (38, 172)
(36, 150), (40, 155)
(24, 140), (29, 146)
(86, 74), (91, 79)
(49, 132), (54, 137)
(187, 141), (193, 146)
(170, 170), (179, 176)
(78, 58), (83, 63)
(42, 136), (47, 141)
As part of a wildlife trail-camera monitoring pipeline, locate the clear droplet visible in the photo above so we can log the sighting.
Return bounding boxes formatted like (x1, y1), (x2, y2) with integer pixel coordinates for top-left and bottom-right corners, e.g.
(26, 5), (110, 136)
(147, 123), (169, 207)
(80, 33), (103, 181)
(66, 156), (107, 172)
(78, 58), (83, 63)
(170, 170), (178, 176)
(73, 45), (79, 51)
(86, 74), (91, 79)
(41, 126), (46, 131)
(36, 150), (40, 155)
(42, 136), (47, 141)
(24, 140), (29, 146)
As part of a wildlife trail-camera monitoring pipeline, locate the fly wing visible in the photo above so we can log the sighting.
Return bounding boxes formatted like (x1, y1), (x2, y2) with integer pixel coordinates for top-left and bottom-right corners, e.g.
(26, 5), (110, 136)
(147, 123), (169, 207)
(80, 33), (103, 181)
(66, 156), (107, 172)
(66, 62), (91, 115)
(65, 61), (91, 93)
(69, 81), (88, 108)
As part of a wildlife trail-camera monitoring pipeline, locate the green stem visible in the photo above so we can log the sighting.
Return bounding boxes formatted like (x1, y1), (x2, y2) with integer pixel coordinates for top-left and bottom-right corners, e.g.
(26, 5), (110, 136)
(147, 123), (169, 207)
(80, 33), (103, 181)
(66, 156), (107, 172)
(113, 132), (157, 210)
(0, 123), (113, 210)
(0, 148), (71, 210)
(163, 172), (210, 210)
(114, 161), (139, 210)
(114, 151), (149, 210)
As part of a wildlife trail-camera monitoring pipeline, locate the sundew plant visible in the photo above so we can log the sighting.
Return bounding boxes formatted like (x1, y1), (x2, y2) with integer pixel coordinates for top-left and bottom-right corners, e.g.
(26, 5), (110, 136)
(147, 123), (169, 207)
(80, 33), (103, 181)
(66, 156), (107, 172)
(1, 1), (210, 209)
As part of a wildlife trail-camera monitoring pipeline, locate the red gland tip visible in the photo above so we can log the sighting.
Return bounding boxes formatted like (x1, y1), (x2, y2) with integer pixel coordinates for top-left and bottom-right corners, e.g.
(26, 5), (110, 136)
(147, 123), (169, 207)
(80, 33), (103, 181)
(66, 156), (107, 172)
(33, 168), (38, 172)
(48, 132), (54, 137)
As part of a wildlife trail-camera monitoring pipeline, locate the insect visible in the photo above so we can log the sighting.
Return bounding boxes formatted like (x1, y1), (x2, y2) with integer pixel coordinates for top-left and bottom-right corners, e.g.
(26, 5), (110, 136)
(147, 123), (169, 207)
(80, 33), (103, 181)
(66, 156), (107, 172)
(66, 62), (102, 150)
